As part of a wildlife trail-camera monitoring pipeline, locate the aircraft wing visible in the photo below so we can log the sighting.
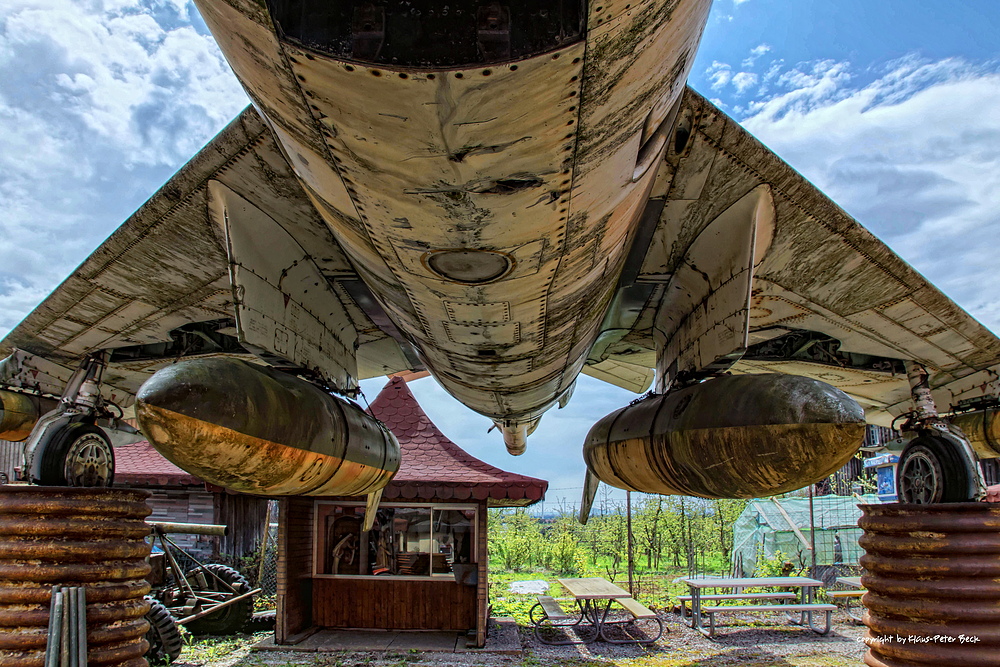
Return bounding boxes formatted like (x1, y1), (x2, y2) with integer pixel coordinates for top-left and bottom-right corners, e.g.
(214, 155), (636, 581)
(0, 107), (416, 407)
(593, 87), (1000, 424)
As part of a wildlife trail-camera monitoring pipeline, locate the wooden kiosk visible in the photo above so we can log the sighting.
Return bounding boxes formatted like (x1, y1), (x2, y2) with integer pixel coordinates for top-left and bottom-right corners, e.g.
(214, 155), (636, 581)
(274, 377), (547, 647)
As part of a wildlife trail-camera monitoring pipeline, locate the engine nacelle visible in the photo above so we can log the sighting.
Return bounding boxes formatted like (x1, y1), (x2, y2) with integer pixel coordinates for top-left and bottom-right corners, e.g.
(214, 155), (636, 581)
(584, 374), (867, 498)
(135, 358), (399, 496)
(0, 389), (57, 442)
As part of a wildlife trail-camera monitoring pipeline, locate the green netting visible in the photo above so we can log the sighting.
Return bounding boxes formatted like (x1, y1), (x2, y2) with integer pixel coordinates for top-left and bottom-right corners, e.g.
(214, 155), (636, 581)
(731, 494), (881, 576)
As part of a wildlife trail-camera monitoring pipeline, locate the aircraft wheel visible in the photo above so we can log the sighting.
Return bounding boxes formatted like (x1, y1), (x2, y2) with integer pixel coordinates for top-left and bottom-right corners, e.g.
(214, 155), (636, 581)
(38, 422), (115, 487)
(897, 435), (974, 504)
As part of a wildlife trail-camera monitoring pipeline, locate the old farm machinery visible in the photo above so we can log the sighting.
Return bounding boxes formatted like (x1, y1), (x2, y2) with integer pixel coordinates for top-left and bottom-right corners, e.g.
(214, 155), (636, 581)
(144, 521), (259, 663)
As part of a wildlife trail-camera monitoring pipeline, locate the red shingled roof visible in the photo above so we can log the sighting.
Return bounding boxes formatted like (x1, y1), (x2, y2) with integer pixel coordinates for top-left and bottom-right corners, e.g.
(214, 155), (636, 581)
(369, 377), (547, 507)
(114, 441), (203, 487)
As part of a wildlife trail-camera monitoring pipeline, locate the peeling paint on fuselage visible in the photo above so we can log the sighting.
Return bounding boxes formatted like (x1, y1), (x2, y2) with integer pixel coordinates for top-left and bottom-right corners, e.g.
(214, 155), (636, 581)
(191, 0), (713, 439)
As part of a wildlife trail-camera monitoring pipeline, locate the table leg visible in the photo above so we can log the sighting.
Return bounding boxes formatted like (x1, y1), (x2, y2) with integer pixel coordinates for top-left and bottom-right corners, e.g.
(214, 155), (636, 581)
(691, 588), (701, 631)
(596, 600), (613, 640)
(579, 599), (592, 626)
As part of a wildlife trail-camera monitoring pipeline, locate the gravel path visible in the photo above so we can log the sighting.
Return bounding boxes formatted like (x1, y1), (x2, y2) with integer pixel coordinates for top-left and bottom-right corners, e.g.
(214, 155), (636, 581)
(178, 611), (868, 667)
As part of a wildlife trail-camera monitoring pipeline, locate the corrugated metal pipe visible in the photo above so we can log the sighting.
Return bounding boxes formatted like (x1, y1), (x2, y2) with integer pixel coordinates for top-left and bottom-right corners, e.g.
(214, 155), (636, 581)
(859, 502), (1000, 667)
(0, 486), (153, 667)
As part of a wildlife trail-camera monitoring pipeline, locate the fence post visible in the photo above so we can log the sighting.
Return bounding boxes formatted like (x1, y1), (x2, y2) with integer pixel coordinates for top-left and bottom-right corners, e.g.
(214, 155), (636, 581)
(257, 501), (273, 586)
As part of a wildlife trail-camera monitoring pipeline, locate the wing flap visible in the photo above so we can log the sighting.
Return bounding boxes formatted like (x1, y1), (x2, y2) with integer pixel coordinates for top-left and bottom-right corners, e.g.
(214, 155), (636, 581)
(616, 87), (1000, 420)
(581, 359), (654, 394)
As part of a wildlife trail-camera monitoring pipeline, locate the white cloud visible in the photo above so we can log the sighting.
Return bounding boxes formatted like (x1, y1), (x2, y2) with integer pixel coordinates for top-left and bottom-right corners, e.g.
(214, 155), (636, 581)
(706, 60), (733, 90)
(0, 0), (247, 334)
(740, 57), (1000, 332)
(742, 43), (771, 68)
(731, 71), (759, 94)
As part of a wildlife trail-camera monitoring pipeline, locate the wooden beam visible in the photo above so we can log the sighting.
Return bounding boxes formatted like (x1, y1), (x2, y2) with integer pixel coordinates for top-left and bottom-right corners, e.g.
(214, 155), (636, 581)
(770, 498), (813, 551)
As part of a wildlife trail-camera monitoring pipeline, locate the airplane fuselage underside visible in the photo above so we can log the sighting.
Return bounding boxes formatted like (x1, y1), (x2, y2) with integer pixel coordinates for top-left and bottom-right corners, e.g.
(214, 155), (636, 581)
(193, 0), (713, 449)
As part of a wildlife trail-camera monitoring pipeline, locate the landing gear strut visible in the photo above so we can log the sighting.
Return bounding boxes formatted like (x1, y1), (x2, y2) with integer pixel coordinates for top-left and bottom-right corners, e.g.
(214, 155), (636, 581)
(896, 362), (985, 504)
(24, 353), (117, 487)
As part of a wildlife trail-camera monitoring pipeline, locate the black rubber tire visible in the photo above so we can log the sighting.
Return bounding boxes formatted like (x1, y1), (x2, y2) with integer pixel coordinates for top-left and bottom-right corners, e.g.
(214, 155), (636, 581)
(37, 422), (115, 487)
(897, 435), (974, 504)
(183, 564), (253, 635)
(145, 597), (183, 664)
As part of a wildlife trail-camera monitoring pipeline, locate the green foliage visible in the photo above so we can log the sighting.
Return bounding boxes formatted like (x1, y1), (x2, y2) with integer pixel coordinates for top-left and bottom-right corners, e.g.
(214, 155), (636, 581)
(488, 509), (545, 571)
(754, 549), (796, 578)
(488, 495), (752, 580)
(486, 494), (759, 620)
(545, 526), (580, 576)
(180, 631), (270, 661)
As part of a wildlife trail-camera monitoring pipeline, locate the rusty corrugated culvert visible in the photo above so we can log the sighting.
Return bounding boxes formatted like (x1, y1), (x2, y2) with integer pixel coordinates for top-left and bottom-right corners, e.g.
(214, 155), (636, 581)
(0, 486), (152, 667)
(859, 502), (1000, 667)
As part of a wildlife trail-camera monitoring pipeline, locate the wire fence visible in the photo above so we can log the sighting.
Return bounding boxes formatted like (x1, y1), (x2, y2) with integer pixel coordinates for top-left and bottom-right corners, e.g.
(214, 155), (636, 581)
(211, 522), (278, 609)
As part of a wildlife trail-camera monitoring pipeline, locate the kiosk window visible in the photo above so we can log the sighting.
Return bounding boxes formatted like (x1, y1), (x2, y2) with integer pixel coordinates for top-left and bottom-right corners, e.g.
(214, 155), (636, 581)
(315, 503), (476, 578)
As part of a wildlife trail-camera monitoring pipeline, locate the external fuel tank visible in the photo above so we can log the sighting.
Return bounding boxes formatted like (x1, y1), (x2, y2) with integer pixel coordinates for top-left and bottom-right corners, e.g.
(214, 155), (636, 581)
(947, 407), (1000, 459)
(0, 390), (57, 442)
(135, 358), (399, 496)
(584, 374), (867, 498)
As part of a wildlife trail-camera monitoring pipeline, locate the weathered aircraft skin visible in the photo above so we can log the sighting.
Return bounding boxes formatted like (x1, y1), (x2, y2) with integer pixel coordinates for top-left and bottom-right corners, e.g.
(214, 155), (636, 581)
(3, 1), (1000, 501)
(191, 0), (712, 451)
(947, 409), (1000, 460)
(135, 359), (399, 496)
(583, 374), (867, 498)
(0, 390), (57, 442)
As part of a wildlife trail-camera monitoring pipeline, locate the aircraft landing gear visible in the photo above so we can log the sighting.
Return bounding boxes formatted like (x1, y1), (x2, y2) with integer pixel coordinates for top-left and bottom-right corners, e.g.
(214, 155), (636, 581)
(897, 431), (979, 504)
(896, 362), (985, 504)
(24, 352), (117, 487)
(37, 422), (115, 487)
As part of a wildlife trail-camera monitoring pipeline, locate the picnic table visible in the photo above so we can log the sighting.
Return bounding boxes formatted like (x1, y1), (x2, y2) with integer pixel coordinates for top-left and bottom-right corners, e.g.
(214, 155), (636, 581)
(681, 576), (835, 637)
(828, 576), (866, 624)
(529, 577), (662, 645)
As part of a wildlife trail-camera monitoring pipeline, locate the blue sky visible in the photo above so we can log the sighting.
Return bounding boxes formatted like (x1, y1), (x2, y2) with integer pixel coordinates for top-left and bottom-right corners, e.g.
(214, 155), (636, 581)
(2, 0), (999, 510)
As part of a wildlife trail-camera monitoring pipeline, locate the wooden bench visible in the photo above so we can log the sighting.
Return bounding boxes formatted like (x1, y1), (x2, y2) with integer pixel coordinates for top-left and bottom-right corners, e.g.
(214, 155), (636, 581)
(827, 589), (866, 624)
(535, 596), (570, 621)
(530, 596), (594, 645)
(600, 597), (664, 644)
(827, 590), (864, 600)
(678, 592), (797, 620)
(701, 603), (837, 638)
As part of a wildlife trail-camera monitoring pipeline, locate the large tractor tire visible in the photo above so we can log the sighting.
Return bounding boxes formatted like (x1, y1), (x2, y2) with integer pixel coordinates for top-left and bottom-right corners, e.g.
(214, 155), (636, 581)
(183, 564), (254, 635)
(144, 597), (183, 664)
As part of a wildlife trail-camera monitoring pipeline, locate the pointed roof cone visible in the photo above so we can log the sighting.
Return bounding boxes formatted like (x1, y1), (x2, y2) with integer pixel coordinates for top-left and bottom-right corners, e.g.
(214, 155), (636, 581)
(368, 376), (547, 507)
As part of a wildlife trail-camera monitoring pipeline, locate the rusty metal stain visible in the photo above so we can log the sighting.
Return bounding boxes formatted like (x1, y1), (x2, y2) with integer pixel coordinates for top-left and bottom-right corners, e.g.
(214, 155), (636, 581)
(948, 408), (1000, 458)
(0, 391), (57, 443)
(584, 373), (866, 498)
(135, 357), (399, 497)
(0, 487), (152, 667)
(859, 502), (1000, 667)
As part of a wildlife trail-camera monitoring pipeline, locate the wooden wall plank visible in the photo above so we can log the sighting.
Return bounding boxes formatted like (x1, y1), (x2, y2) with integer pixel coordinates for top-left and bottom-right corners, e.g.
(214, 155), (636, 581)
(276, 497), (314, 643)
(313, 578), (476, 630)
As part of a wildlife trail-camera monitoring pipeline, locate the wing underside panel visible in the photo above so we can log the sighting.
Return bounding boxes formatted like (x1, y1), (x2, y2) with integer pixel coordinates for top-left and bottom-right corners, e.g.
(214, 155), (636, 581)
(603, 88), (1000, 421)
(0, 108), (414, 402)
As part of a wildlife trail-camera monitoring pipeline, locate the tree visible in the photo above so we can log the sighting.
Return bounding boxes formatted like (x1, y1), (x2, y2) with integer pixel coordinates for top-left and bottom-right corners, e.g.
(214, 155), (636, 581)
(488, 509), (543, 571)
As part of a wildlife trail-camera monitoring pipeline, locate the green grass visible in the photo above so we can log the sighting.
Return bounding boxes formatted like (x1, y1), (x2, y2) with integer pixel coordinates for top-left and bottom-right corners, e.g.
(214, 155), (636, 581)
(180, 631), (271, 663)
